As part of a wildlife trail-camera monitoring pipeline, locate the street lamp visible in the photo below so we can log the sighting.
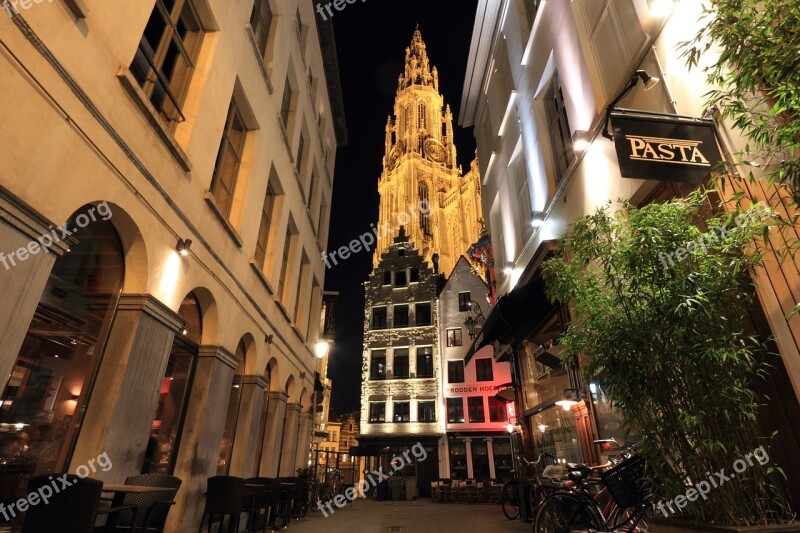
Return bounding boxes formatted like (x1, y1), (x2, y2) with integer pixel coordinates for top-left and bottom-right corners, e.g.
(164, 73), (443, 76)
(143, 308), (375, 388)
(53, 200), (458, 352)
(315, 340), (330, 359)
(463, 300), (486, 340)
(555, 388), (586, 411)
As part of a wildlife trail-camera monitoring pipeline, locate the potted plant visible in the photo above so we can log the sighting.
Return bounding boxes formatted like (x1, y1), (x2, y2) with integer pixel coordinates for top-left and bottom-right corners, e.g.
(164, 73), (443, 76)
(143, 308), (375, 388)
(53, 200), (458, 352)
(541, 190), (796, 531)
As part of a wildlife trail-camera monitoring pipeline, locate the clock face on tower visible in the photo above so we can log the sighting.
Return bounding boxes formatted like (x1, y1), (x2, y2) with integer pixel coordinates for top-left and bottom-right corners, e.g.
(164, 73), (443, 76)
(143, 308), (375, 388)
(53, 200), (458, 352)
(423, 138), (447, 164)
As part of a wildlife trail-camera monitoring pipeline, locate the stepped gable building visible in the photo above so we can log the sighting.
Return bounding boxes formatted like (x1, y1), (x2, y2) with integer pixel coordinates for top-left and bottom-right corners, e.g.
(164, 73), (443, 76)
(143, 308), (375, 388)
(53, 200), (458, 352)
(374, 27), (483, 277)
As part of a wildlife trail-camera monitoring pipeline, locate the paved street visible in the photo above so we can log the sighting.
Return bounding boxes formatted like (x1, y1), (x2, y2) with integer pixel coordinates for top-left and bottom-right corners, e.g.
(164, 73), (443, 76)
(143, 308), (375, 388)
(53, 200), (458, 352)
(288, 500), (531, 532)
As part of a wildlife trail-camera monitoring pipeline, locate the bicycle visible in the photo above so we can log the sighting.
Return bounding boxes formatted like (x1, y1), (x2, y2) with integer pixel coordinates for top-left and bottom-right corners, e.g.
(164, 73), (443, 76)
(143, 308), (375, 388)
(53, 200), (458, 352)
(532, 442), (653, 533)
(314, 467), (345, 505)
(500, 452), (558, 521)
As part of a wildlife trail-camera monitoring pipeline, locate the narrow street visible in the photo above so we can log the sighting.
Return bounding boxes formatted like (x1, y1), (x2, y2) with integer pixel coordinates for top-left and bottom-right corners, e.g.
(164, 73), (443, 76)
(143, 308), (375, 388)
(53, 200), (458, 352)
(289, 500), (531, 533)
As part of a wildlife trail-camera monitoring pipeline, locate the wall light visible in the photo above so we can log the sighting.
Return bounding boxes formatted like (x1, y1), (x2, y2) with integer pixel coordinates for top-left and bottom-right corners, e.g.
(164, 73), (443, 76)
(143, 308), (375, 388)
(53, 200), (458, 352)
(176, 238), (192, 256)
(649, 0), (675, 18)
(555, 388), (586, 411)
(315, 340), (330, 359)
(572, 130), (591, 152)
(503, 261), (515, 275)
(635, 69), (660, 91)
(531, 211), (546, 228)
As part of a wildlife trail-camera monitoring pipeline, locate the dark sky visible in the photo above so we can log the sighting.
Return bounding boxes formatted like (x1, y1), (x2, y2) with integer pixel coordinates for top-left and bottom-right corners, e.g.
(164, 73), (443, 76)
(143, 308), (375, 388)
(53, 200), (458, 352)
(323, 0), (479, 415)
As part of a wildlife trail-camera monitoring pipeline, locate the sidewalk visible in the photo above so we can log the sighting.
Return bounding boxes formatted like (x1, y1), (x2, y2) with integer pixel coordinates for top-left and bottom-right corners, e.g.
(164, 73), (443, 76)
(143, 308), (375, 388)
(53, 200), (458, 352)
(287, 499), (532, 532)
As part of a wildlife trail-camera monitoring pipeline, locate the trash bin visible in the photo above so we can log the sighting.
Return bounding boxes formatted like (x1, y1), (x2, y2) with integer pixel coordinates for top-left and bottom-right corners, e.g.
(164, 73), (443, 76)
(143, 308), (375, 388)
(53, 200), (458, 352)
(405, 477), (417, 500)
(390, 477), (403, 501)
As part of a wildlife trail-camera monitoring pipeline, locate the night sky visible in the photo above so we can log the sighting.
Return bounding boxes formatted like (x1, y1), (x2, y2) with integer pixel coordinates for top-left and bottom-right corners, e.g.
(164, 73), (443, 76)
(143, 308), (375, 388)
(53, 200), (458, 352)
(324, 0), (480, 415)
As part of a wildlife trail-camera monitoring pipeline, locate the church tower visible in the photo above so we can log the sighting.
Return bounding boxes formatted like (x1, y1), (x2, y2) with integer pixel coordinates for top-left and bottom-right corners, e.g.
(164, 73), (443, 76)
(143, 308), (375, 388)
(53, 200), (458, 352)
(374, 27), (483, 276)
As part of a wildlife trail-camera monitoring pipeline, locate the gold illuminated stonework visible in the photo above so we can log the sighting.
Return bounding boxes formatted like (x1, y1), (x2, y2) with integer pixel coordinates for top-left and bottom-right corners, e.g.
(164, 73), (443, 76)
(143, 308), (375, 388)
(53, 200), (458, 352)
(375, 27), (483, 276)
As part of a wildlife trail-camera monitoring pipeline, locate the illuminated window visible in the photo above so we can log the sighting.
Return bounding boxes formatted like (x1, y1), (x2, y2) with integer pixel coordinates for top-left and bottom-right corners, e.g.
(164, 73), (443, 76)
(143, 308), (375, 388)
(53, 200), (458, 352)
(476, 359), (494, 382)
(418, 183), (431, 235)
(393, 348), (409, 379)
(458, 292), (471, 312)
(418, 102), (426, 129)
(416, 347), (434, 378)
(393, 401), (410, 423)
(370, 350), (386, 380)
(369, 403), (386, 423)
(447, 328), (463, 347)
(544, 73), (574, 183)
(468, 397), (485, 423)
(447, 397), (464, 423)
(418, 401), (436, 422)
(448, 361), (465, 384)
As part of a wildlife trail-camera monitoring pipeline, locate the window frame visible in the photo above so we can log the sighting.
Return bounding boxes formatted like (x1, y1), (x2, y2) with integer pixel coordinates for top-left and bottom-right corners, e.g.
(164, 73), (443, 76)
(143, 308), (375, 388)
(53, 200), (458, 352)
(210, 100), (249, 218)
(393, 304), (410, 328)
(544, 73), (574, 183)
(393, 401), (411, 423)
(458, 292), (471, 313)
(467, 396), (486, 423)
(370, 349), (386, 380)
(448, 360), (465, 384)
(418, 400), (436, 423)
(447, 397), (465, 424)
(447, 327), (463, 347)
(475, 358), (494, 382)
(372, 307), (388, 330)
(416, 347), (434, 378)
(393, 348), (409, 379)
(369, 402), (386, 423)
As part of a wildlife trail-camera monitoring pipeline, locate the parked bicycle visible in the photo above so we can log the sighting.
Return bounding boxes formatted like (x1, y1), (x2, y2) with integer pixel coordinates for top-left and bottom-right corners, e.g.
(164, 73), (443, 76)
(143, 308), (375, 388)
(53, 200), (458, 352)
(313, 467), (345, 506)
(532, 441), (653, 533)
(500, 452), (557, 521)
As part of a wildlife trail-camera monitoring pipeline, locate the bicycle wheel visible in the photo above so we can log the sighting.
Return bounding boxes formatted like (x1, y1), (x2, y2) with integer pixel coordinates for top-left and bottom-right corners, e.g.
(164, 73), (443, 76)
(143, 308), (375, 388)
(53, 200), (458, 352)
(314, 482), (332, 505)
(607, 504), (651, 532)
(534, 491), (605, 533)
(500, 482), (520, 520)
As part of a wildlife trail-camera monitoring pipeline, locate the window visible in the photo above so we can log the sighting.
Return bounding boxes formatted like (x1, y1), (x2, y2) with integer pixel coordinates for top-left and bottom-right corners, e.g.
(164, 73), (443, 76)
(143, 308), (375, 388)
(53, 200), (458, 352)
(370, 350), (386, 380)
(410, 268), (419, 282)
(468, 397), (485, 423)
(372, 307), (387, 330)
(369, 403), (386, 423)
(544, 73), (574, 183)
(393, 401), (410, 423)
(210, 100), (248, 217)
(418, 102), (426, 130)
(418, 400), (436, 422)
(416, 303), (432, 326)
(280, 78), (294, 129)
(250, 0), (273, 60)
(277, 228), (295, 302)
(393, 348), (409, 379)
(295, 133), (306, 176)
(524, 0), (543, 26)
(476, 359), (494, 382)
(254, 174), (278, 269)
(447, 397), (465, 423)
(130, 0), (204, 125)
(448, 360), (465, 384)
(447, 328), (463, 347)
(383, 271), (392, 285)
(393, 305), (409, 328)
(394, 270), (407, 287)
(416, 347), (434, 378)
(488, 397), (507, 422)
(418, 183), (431, 235)
(458, 292), (471, 312)
(398, 249), (406, 257)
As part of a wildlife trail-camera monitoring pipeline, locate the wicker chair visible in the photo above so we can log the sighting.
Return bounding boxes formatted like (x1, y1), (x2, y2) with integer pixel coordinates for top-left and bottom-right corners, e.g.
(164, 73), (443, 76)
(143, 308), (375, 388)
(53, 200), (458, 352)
(197, 476), (245, 533)
(104, 474), (181, 533)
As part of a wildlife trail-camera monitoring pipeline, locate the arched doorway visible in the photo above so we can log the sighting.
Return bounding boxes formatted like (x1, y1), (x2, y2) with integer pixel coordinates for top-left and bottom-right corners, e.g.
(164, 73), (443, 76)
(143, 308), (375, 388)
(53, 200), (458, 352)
(141, 292), (202, 474)
(0, 205), (125, 508)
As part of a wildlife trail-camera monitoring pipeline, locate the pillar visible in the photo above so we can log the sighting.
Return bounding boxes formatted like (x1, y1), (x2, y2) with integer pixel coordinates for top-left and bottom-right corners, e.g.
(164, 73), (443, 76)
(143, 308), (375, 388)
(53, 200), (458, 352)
(228, 375), (268, 477)
(279, 403), (302, 476)
(465, 438), (474, 479)
(486, 438), (496, 480)
(259, 392), (288, 477)
(294, 409), (313, 472)
(167, 345), (238, 533)
(70, 295), (183, 480)
(0, 188), (69, 382)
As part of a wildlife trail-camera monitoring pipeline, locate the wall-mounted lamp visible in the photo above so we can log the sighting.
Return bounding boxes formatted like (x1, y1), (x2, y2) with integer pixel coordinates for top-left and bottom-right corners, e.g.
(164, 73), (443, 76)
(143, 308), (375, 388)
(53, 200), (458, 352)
(572, 130), (591, 152)
(531, 211), (546, 228)
(176, 238), (193, 256)
(315, 340), (330, 359)
(299, 372), (307, 381)
(634, 69), (660, 91)
(265, 334), (274, 344)
(602, 69), (661, 140)
(555, 388), (586, 411)
(503, 261), (515, 275)
(70, 394), (80, 401)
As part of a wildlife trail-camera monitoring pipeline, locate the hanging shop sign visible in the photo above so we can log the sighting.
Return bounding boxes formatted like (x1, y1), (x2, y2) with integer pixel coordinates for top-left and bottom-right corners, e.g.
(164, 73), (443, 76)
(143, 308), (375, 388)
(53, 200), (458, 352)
(609, 112), (724, 184)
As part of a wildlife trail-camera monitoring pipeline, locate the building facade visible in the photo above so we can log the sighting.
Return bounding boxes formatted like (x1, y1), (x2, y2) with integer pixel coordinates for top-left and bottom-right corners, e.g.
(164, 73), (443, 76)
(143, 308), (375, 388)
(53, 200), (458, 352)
(460, 0), (800, 502)
(374, 28), (483, 277)
(358, 231), (442, 497)
(438, 257), (514, 481)
(0, 0), (345, 530)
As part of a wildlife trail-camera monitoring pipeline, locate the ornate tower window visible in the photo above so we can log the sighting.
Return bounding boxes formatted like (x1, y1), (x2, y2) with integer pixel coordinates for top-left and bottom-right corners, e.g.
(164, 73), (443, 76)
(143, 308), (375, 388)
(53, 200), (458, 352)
(419, 182), (431, 236)
(418, 102), (426, 130)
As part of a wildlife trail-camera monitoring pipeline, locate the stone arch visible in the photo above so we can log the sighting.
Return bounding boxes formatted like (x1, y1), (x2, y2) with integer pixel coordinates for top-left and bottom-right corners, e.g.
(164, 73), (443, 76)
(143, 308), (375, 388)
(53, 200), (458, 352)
(284, 375), (297, 403)
(265, 357), (280, 392)
(298, 387), (308, 408)
(236, 332), (258, 374)
(184, 287), (218, 345)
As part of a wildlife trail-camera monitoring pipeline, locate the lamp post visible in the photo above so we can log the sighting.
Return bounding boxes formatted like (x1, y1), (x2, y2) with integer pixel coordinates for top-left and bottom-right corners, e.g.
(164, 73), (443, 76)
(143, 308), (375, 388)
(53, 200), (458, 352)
(463, 300), (486, 339)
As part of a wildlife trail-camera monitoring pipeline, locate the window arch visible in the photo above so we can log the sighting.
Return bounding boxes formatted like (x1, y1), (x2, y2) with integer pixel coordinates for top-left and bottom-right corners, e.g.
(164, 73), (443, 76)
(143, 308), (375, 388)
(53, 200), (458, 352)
(418, 182), (431, 236)
(418, 102), (426, 130)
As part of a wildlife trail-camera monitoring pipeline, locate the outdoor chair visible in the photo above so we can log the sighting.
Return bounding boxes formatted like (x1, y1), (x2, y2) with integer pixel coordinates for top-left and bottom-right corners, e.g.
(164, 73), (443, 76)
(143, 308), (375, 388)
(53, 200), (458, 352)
(243, 477), (272, 533)
(104, 473), (181, 533)
(21, 474), (136, 533)
(197, 476), (245, 533)
(267, 478), (290, 530)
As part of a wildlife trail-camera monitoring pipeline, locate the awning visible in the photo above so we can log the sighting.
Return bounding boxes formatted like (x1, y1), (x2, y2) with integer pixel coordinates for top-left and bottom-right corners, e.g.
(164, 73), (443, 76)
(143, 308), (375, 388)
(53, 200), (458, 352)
(463, 275), (555, 364)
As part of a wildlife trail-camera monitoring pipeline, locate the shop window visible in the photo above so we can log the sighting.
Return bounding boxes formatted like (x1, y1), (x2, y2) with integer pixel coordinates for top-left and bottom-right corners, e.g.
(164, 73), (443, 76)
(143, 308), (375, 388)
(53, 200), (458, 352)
(471, 440), (490, 480)
(446, 328), (462, 347)
(393, 305), (409, 328)
(393, 349), (409, 379)
(448, 438), (467, 479)
(369, 402), (385, 423)
(493, 439), (513, 480)
(447, 397), (464, 423)
(371, 307), (387, 330)
(218, 339), (246, 474)
(394, 270), (407, 287)
(468, 397), (485, 423)
(0, 209), (124, 501)
(488, 397), (507, 422)
(529, 406), (582, 464)
(475, 359), (494, 382)
(130, 0), (204, 126)
(210, 99), (250, 218)
(393, 401), (410, 423)
(370, 350), (386, 380)
(415, 303), (432, 326)
(416, 347), (433, 378)
(458, 292), (471, 312)
(447, 361), (465, 384)
(143, 293), (202, 474)
(410, 268), (419, 282)
(418, 400), (435, 422)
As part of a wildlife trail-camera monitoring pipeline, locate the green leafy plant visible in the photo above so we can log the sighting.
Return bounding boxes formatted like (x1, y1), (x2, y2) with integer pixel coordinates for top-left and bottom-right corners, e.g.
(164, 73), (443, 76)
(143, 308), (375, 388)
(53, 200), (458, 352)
(541, 190), (793, 525)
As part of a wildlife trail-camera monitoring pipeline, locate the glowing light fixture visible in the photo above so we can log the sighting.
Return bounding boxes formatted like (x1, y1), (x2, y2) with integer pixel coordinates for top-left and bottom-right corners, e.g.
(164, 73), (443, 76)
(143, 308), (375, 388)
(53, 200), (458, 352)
(315, 340), (330, 359)
(555, 388), (585, 411)
(572, 130), (591, 152)
(503, 261), (515, 275)
(176, 238), (193, 256)
(649, 0), (675, 18)
(531, 211), (546, 228)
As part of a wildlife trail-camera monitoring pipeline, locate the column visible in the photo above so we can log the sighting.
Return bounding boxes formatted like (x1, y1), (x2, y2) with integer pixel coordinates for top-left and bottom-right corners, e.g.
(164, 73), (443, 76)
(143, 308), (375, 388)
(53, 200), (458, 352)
(279, 403), (302, 476)
(465, 438), (474, 479)
(486, 438), (496, 480)
(294, 409), (314, 472)
(167, 345), (238, 533)
(259, 392), (288, 477)
(228, 375), (268, 477)
(0, 188), (70, 382)
(70, 295), (183, 479)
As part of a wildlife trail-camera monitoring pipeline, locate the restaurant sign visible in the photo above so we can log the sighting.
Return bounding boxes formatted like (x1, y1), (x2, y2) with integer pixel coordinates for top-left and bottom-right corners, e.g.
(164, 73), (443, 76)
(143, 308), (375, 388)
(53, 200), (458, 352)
(610, 112), (724, 184)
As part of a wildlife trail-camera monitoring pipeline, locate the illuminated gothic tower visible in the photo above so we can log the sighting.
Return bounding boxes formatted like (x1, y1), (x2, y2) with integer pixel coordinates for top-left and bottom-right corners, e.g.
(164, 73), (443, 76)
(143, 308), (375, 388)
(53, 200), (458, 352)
(375, 27), (483, 276)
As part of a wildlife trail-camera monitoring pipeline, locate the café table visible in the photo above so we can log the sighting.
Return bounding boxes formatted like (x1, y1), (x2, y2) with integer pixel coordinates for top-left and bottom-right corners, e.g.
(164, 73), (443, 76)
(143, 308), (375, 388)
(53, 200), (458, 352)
(101, 484), (174, 494)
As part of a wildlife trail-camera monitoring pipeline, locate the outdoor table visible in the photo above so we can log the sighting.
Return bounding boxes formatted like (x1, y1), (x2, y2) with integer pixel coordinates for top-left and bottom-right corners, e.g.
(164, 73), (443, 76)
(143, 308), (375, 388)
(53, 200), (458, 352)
(102, 484), (174, 494)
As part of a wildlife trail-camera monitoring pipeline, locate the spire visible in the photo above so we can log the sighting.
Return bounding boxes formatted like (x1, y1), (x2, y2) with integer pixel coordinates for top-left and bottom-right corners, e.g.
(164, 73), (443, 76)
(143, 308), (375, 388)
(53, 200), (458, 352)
(400, 26), (434, 90)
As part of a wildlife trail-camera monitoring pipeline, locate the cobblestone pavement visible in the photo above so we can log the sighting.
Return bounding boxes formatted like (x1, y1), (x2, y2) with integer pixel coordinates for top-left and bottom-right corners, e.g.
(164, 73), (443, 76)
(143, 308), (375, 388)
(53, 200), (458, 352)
(285, 499), (532, 532)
